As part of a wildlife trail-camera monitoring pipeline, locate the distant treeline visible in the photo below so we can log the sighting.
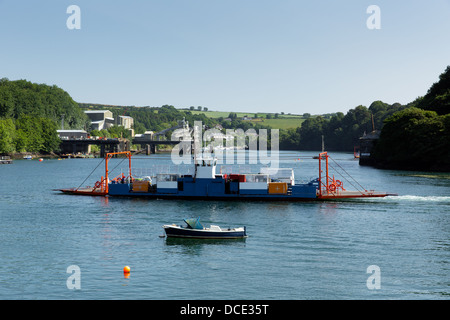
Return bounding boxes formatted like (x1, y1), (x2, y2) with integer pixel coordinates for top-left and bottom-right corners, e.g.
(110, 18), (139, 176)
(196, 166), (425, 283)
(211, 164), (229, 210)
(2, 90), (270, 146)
(0, 78), (88, 154)
(79, 103), (218, 134)
(280, 66), (450, 171)
(2, 65), (449, 171)
(279, 101), (411, 151)
(79, 103), (273, 135)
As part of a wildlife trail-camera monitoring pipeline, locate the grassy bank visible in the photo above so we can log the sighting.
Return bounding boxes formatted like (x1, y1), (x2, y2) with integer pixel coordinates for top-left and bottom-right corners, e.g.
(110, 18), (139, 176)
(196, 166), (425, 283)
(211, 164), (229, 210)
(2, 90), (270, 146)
(188, 110), (306, 129)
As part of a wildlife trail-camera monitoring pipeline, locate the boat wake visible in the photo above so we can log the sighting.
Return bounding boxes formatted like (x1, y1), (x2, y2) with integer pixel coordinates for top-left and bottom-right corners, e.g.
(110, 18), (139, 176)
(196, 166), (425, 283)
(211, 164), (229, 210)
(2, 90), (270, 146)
(390, 195), (450, 203)
(343, 195), (450, 204)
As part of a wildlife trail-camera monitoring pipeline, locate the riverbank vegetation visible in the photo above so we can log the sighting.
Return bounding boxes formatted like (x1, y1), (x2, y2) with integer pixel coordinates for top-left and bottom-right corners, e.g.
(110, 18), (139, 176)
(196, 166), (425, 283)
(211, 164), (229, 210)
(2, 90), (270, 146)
(0, 78), (87, 154)
(373, 66), (450, 171)
(1, 65), (449, 172)
(278, 66), (450, 171)
(279, 102), (410, 151)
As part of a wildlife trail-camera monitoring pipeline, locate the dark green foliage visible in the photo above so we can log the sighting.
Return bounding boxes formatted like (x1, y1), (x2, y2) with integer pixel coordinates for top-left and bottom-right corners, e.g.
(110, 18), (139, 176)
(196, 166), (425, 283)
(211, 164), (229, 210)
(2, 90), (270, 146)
(280, 65), (450, 170)
(279, 127), (301, 150)
(0, 118), (16, 153)
(372, 66), (450, 171)
(14, 115), (61, 153)
(297, 116), (327, 150)
(416, 66), (450, 115)
(91, 126), (132, 139)
(0, 78), (87, 128)
(374, 108), (450, 170)
(0, 78), (87, 154)
(0, 115), (61, 154)
(279, 103), (406, 151)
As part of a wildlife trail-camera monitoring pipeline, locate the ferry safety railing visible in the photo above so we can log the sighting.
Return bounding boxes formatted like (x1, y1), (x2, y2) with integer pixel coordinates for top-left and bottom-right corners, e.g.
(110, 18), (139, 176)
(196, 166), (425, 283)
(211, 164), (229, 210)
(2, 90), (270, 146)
(318, 152), (370, 197)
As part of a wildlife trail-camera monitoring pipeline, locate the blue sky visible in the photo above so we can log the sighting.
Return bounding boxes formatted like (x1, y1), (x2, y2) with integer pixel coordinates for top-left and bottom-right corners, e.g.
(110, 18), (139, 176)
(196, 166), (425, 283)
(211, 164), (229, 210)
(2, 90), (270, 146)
(1, 0), (450, 115)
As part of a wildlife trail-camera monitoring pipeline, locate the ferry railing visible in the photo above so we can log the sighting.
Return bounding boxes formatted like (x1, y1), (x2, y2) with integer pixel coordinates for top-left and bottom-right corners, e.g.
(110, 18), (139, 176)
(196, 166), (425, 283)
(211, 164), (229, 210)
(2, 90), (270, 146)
(317, 152), (379, 199)
(318, 152), (352, 198)
(105, 151), (132, 194)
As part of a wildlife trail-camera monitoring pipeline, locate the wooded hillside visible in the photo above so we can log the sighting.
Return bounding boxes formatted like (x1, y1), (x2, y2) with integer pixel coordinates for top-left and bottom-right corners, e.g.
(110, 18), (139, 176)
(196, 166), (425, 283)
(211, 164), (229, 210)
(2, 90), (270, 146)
(0, 78), (88, 153)
(373, 66), (450, 171)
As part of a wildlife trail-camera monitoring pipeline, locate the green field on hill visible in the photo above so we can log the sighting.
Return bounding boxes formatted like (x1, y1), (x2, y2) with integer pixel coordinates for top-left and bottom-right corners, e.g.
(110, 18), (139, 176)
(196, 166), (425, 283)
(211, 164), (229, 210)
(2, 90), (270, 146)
(259, 118), (305, 129)
(188, 110), (305, 129)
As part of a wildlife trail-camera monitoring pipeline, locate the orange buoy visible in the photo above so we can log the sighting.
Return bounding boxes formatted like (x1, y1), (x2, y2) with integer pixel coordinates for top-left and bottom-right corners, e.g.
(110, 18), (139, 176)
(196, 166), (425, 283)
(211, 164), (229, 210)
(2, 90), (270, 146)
(123, 266), (131, 274)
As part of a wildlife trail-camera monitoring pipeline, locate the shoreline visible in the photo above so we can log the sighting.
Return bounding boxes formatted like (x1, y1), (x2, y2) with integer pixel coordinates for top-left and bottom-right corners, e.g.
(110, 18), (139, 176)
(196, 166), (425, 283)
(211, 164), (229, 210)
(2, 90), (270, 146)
(7, 150), (450, 173)
(5, 149), (174, 160)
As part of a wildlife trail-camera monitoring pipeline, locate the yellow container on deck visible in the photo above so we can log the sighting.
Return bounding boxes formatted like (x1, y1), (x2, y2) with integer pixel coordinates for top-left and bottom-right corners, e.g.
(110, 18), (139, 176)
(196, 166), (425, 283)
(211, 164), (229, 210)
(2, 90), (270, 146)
(133, 181), (149, 192)
(268, 182), (287, 194)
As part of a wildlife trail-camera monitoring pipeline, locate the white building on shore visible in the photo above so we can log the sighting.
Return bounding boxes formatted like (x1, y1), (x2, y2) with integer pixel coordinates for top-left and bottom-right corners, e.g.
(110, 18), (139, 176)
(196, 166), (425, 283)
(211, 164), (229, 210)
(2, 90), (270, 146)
(84, 110), (115, 131)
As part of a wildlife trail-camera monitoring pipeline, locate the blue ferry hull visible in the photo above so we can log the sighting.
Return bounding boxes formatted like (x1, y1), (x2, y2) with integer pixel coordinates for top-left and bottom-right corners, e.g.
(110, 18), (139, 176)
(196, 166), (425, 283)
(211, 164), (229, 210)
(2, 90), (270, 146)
(107, 178), (319, 201)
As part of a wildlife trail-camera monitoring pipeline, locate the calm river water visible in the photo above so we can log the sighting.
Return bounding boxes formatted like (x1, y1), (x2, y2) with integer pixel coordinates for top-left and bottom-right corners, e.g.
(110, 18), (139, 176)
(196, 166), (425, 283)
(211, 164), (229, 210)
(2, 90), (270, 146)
(0, 151), (449, 299)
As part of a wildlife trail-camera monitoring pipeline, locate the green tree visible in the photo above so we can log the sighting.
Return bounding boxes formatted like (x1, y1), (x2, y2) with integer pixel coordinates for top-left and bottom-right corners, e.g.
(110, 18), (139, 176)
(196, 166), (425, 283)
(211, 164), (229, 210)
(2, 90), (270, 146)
(0, 118), (16, 153)
(417, 65), (450, 115)
(14, 129), (28, 152)
(0, 83), (14, 118)
(107, 125), (131, 139)
(279, 127), (300, 150)
(374, 108), (448, 169)
(15, 116), (44, 152)
(0, 78), (87, 128)
(228, 112), (237, 119)
(298, 116), (326, 150)
(39, 118), (60, 153)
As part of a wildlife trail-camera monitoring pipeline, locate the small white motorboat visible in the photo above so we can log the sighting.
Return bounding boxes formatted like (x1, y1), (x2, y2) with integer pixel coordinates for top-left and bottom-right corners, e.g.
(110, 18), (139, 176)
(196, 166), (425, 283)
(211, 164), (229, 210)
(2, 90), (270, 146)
(163, 218), (247, 239)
